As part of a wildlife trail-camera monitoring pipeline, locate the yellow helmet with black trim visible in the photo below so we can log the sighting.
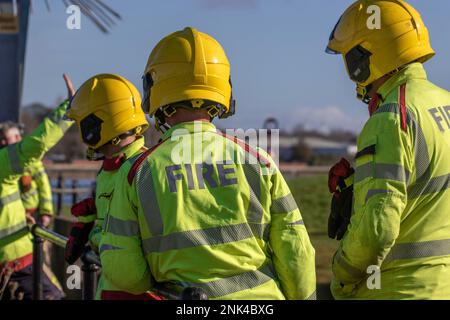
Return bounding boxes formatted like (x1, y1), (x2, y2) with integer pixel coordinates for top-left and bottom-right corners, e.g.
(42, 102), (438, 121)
(326, 0), (434, 102)
(142, 27), (235, 126)
(67, 74), (148, 151)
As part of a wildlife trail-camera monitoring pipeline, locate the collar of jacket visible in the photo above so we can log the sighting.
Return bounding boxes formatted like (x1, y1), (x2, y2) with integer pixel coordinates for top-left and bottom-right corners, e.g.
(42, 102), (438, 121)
(162, 120), (217, 140)
(102, 137), (146, 171)
(377, 62), (428, 101)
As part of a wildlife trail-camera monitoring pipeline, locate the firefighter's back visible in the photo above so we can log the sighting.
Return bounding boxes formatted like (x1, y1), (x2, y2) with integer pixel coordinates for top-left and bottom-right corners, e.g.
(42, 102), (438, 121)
(135, 122), (285, 299)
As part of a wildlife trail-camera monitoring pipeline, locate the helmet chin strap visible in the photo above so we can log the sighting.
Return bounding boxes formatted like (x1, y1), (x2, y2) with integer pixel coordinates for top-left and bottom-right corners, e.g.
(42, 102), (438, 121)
(356, 83), (372, 104)
(86, 147), (105, 161)
(153, 101), (221, 133)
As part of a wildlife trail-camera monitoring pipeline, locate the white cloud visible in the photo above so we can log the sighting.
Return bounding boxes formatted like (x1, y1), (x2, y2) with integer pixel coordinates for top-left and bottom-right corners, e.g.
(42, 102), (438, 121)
(287, 105), (366, 133)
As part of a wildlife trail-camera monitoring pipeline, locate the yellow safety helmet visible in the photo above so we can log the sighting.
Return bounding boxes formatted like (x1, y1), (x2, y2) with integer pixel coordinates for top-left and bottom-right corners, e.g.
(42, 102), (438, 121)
(67, 74), (148, 151)
(142, 27), (235, 127)
(326, 0), (435, 102)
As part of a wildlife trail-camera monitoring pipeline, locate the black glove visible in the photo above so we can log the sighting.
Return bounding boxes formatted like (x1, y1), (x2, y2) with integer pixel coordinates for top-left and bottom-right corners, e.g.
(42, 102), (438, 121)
(327, 158), (354, 240)
(328, 185), (353, 240)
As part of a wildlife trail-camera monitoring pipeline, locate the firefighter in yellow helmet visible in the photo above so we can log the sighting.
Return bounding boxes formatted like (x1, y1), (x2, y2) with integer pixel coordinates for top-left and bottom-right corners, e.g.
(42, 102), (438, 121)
(98, 27), (316, 300)
(64, 74), (149, 299)
(325, 0), (450, 299)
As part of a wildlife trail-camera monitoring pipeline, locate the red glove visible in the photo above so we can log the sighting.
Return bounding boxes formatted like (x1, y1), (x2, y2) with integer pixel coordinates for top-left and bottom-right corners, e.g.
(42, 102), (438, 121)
(328, 158), (354, 193)
(328, 158), (355, 240)
(65, 198), (97, 264)
(71, 198), (96, 217)
(65, 222), (94, 264)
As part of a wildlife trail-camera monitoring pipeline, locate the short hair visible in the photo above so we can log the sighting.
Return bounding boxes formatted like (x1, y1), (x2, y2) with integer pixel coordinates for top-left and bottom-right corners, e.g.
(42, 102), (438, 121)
(0, 121), (24, 140)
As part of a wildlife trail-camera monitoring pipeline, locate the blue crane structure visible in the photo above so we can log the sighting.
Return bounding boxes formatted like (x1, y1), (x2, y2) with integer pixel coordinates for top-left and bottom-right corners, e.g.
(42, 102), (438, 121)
(0, 0), (120, 122)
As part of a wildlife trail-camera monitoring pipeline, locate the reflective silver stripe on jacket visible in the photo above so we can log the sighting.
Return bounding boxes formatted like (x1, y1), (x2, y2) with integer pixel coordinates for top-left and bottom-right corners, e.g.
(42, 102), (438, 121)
(243, 163), (264, 223)
(270, 193), (298, 214)
(374, 103), (431, 185)
(143, 222), (267, 254)
(21, 190), (38, 200)
(384, 238), (450, 263)
(306, 291), (317, 300)
(0, 191), (21, 207)
(99, 244), (123, 254)
(179, 264), (276, 298)
(408, 174), (450, 198)
(32, 170), (46, 179)
(107, 215), (140, 237)
(7, 144), (22, 174)
(334, 252), (365, 278)
(135, 161), (164, 236)
(0, 221), (28, 239)
(365, 189), (392, 203)
(355, 163), (411, 184)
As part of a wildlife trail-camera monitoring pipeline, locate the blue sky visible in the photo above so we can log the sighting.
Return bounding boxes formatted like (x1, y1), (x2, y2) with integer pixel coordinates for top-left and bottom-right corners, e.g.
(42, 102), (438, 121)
(23, 0), (450, 132)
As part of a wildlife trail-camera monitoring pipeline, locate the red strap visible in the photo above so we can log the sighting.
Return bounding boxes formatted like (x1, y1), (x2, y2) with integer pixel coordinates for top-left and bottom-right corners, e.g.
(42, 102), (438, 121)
(368, 94), (380, 116)
(127, 139), (168, 185)
(101, 290), (165, 300)
(399, 84), (408, 132)
(102, 154), (126, 171)
(2, 253), (33, 273)
(217, 132), (271, 167)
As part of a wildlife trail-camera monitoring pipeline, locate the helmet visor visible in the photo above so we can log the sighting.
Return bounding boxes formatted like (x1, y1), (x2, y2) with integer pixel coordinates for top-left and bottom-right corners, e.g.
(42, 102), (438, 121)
(141, 73), (153, 114)
(80, 114), (103, 147)
(344, 45), (372, 83)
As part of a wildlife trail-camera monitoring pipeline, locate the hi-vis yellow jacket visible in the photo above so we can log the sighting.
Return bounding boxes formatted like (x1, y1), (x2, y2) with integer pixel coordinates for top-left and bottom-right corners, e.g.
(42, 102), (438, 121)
(332, 63), (450, 299)
(20, 160), (54, 216)
(100, 121), (316, 300)
(88, 137), (146, 300)
(0, 101), (72, 265)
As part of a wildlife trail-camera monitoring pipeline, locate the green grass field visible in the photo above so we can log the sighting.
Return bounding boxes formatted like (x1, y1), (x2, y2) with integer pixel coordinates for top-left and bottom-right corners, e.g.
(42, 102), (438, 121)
(287, 175), (338, 289)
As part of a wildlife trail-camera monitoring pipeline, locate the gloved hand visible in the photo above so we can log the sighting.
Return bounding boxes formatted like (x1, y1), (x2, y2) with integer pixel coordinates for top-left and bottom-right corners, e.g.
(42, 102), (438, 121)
(328, 158), (354, 240)
(71, 198), (96, 219)
(65, 222), (94, 264)
(64, 198), (96, 264)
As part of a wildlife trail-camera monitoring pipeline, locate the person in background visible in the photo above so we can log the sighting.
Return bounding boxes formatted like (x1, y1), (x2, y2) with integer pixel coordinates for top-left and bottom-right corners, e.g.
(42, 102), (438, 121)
(0, 74), (74, 300)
